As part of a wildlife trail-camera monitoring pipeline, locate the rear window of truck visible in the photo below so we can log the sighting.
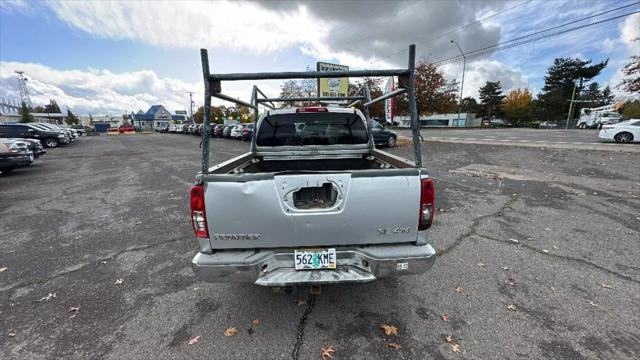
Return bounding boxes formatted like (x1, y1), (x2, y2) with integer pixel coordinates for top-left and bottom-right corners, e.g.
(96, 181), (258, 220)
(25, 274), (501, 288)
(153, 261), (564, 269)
(256, 112), (368, 146)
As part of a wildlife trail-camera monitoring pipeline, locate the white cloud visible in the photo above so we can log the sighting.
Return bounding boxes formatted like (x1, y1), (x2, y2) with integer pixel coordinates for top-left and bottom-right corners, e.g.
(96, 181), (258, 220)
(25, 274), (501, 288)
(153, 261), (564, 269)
(442, 59), (529, 98)
(606, 14), (640, 99)
(0, 61), (201, 115)
(46, 0), (328, 54)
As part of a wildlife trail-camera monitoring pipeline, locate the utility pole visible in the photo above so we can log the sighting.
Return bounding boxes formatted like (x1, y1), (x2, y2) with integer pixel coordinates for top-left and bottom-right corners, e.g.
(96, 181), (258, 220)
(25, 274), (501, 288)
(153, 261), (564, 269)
(450, 40), (466, 126)
(186, 91), (195, 124)
(565, 81), (578, 129)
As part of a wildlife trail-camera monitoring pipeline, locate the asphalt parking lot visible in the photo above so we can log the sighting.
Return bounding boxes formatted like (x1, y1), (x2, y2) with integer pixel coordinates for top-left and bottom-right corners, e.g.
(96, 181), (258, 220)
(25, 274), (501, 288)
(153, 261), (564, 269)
(1, 131), (639, 359)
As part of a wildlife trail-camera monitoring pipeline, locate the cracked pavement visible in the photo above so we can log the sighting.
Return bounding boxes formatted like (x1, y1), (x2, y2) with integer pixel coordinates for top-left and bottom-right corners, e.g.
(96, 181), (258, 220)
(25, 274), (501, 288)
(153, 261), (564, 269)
(1, 133), (639, 359)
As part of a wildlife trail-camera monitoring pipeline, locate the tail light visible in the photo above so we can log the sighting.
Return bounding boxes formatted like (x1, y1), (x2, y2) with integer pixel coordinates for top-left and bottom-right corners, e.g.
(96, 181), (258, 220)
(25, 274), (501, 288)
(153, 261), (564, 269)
(190, 184), (209, 238)
(296, 107), (328, 113)
(242, 127), (249, 134)
(418, 178), (435, 230)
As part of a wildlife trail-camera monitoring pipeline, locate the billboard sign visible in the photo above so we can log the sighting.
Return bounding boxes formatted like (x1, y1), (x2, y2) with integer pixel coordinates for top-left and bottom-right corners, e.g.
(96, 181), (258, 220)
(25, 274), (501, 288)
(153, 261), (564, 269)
(385, 76), (395, 124)
(317, 62), (349, 103)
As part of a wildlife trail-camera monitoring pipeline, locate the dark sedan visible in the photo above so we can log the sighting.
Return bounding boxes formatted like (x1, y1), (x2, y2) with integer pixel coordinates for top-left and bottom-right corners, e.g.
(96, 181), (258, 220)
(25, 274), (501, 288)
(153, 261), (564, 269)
(371, 120), (397, 147)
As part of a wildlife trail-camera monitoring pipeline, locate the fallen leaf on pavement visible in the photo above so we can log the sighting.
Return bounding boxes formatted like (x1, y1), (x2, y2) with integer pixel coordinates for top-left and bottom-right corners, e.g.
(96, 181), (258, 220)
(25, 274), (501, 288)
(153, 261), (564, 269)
(587, 300), (598, 307)
(601, 284), (612, 289)
(36, 293), (56, 302)
(320, 345), (335, 360)
(506, 304), (517, 311)
(295, 299), (307, 306)
(0, 267), (7, 272)
(451, 343), (461, 353)
(114, 278), (124, 285)
(8, 330), (16, 337)
(188, 336), (200, 345)
(224, 327), (239, 337)
(387, 342), (401, 350)
(69, 305), (80, 318)
(542, 249), (549, 253)
(251, 319), (261, 326)
(509, 238), (519, 243)
(500, 266), (509, 270)
(455, 287), (464, 293)
(446, 335), (454, 343)
(507, 276), (515, 287)
(441, 314), (449, 322)
(477, 263), (486, 267)
(380, 324), (398, 336)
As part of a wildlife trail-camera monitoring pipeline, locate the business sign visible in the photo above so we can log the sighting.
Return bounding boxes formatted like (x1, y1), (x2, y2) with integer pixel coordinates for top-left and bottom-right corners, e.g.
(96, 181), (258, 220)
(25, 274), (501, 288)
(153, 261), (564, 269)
(385, 76), (395, 124)
(317, 62), (349, 102)
(175, 110), (187, 115)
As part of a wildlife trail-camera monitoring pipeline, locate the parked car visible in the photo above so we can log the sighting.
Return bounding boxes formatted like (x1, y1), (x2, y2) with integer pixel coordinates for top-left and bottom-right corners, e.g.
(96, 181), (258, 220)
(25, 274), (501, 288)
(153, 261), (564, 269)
(241, 123), (254, 141)
(71, 125), (86, 136)
(0, 142), (33, 174)
(371, 120), (397, 147)
(598, 119), (640, 143)
(230, 124), (245, 139)
(33, 123), (76, 141)
(118, 124), (136, 133)
(539, 121), (558, 129)
(489, 118), (510, 127)
(222, 124), (235, 138)
(212, 124), (224, 137)
(1, 138), (45, 158)
(0, 124), (68, 148)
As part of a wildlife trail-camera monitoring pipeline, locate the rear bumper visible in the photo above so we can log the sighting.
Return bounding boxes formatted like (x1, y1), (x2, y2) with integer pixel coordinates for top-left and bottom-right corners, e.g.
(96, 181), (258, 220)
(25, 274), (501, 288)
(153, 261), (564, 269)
(192, 243), (436, 286)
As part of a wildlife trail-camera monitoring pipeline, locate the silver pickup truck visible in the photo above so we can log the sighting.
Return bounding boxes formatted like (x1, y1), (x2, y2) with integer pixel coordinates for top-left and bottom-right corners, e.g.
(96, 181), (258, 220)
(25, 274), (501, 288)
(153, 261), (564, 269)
(190, 45), (435, 287)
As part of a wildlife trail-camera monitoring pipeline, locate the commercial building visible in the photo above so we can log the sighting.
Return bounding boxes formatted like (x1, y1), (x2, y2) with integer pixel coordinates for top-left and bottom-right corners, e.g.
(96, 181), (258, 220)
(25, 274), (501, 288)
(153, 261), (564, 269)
(396, 113), (480, 128)
(132, 105), (173, 130)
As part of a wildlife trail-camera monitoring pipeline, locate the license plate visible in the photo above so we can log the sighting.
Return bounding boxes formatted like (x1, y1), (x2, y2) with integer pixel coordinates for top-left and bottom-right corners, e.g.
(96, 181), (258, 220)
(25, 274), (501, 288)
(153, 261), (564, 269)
(294, 248), (336, 270)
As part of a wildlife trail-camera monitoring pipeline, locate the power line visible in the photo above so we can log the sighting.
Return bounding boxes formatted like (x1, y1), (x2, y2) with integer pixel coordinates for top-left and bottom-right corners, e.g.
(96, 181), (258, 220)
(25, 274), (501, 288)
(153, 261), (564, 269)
(369, 1), (639, 67)
(432, 9), (640, 66)
(369, 0), (534, 66)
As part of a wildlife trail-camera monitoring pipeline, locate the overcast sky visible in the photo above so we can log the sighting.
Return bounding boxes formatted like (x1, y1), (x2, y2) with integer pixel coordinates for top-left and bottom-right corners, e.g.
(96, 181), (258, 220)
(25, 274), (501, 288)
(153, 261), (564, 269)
(0, 0), (638, 115)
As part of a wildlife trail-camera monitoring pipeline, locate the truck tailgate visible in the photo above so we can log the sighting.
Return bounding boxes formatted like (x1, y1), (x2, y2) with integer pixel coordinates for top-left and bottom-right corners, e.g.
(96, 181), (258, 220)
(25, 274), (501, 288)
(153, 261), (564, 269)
(204, 168), (421, 249)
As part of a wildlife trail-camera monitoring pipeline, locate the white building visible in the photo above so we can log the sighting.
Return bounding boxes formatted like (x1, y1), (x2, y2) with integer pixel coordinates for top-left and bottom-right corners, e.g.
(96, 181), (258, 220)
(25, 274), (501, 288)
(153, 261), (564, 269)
(396, 113), (480, 128)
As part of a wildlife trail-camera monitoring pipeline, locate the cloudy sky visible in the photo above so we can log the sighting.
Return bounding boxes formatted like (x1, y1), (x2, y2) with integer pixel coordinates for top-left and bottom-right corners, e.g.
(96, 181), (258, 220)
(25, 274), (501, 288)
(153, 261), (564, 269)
(0, 0), (638, 115)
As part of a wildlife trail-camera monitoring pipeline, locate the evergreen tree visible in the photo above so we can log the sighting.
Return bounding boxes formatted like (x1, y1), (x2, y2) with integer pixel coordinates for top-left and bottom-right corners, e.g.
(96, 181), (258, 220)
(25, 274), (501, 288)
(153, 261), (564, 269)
(19, 101), (33, 123)
(65, 109), (79, 125)
(537, 57), (608, 120)
(44, 99), (61, 113)
(479, 81), (505, 119)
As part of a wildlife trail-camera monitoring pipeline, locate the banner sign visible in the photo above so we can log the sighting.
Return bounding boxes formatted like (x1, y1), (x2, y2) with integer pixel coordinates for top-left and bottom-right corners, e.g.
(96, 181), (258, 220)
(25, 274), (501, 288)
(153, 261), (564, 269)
(175, 110), (187, 115)
(317, 62), (349, 103)
(385, 76), (395, 124)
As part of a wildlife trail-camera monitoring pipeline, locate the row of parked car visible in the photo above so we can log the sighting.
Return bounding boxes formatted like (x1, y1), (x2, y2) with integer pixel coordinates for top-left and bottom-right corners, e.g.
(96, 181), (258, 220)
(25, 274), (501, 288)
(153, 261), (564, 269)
(0, 122), (82, 175)
(161, 123), (254, 141)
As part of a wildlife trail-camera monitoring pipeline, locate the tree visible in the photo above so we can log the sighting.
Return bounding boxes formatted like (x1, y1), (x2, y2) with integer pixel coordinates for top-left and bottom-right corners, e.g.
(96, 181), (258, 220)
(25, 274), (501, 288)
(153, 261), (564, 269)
(19, 101), (33, 123)
(396, 61), (458, 115)
(537, 57), (608, 120)
(461, 97), (480, 114)
(44, 99), (61, 113)
(479, 81), (505, 119)
(622, 100), (640, 119)
(65, 109), (79, 125)
(617, 37), (640, 94)
(279, 66), (317, 107)
(503, 88), (533, 126)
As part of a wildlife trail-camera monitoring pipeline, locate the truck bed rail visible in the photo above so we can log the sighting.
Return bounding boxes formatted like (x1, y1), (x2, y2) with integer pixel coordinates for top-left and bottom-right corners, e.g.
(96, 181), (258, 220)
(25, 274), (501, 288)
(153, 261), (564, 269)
(199, 44), (422, 175)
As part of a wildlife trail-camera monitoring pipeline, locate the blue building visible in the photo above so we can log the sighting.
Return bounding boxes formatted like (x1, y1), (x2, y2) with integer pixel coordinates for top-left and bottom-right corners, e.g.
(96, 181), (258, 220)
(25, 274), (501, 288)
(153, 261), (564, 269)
(132, 105), (173, 130)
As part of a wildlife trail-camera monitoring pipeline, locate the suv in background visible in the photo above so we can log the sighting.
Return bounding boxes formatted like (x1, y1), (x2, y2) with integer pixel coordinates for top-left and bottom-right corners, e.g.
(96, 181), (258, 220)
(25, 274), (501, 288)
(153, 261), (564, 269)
(0, 124), (68, 148)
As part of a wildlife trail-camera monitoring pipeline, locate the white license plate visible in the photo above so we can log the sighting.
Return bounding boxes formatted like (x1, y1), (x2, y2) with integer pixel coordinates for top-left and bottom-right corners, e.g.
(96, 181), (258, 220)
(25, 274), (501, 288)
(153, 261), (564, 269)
(294, 248), (337, 270)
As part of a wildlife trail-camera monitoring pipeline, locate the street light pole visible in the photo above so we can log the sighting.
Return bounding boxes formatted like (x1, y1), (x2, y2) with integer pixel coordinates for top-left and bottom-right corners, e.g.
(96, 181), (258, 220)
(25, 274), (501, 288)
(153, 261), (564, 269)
(186, 91), (195, 124)
(450, 40), (466, 126)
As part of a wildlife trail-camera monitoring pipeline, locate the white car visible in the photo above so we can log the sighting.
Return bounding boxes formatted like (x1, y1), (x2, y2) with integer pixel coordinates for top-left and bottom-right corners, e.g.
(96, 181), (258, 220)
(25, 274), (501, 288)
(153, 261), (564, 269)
(230, 124), (244, 139)
(598, 119), (640, 143)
